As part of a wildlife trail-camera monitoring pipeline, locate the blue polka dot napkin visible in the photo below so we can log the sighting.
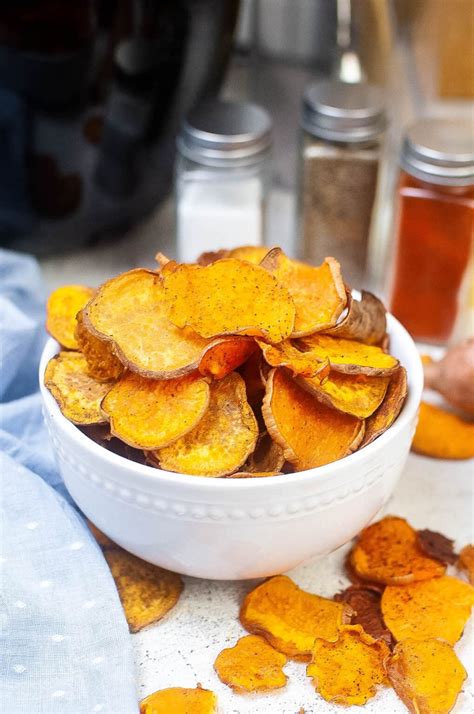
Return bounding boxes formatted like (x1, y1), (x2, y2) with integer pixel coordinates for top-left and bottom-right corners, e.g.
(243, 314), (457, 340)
(0, 250), (138, 714)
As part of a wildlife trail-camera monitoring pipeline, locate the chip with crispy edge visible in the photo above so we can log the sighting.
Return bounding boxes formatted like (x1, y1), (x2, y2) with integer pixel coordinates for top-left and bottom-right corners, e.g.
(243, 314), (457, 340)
(459, 544), (474, 584)
(411, 401), (474, 460)
(101, 372), (210, 450)
(103, 548), (183, 633)
(262, 368), (365, 470)
(227, 470), (283, 479)
(417, 528), (457, 565)
(297, 371), (390, 419)
(240, 575), (352, 659)
(156, 373), (258, 476)
(240, 431), (285, 473)
(162, 259), (296, 343)
(75, 310), (123, 382)
(361, 367), (408, 446)
(257, 338), (330, 378)
(239, 349), (266, 410)
(44, 351), (111, 425)
(140, 686), (217, 714)
(83, 269), (211, 378)
(261, 248), (346, 337)
(46, 284), (94, 349)
(324, 290), (387, 345)
(387, 639), (467, 714)
(350, 516), (446, 585)
(382, 575), (474, 645)
(214, 634), (288, 693)
(306, 625), (389, 706)
(334, 585), (393, 647)
(296, 333), (399, 375)
(198, 336), (256, 379)
(197, 245), (272, 266)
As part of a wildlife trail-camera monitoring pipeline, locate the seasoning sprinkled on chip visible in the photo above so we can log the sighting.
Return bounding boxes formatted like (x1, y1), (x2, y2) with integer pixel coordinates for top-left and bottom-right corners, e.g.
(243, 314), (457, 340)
(214, 634), (288, 693)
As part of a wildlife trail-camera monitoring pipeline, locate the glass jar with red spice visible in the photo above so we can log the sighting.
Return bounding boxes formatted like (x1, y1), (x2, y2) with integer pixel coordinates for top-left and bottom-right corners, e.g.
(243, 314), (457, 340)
(389, 119), (473, 344)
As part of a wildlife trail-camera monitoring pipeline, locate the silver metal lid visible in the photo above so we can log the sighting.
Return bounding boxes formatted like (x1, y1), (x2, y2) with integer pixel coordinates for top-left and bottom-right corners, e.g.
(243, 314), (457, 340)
(401, 118), (474, 186)
(178, 100), (273, 167)
(301, 80), (386, 143)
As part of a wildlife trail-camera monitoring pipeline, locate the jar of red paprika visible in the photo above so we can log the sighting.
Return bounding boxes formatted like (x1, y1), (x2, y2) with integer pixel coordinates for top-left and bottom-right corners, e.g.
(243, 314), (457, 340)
(389, 119), (473, 344)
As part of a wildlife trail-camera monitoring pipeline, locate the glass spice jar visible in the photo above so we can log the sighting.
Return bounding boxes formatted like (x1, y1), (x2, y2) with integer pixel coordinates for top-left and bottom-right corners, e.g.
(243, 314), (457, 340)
(298, 80), (386, 287)
(389, 119), (474, 345)
(175, 100), (272, 263)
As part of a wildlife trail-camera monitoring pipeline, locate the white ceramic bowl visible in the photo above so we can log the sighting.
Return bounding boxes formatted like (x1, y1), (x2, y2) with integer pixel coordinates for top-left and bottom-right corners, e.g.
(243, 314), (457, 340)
(40, 314), (423, 580)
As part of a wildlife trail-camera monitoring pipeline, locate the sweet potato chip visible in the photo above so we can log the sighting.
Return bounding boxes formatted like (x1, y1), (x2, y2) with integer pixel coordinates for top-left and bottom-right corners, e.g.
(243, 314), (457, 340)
(156, 373), (258, 476)
(257, 338), (330, 378)
(334, 585), (393, 647)
(458, 544), (474, 584)
(103, 548), (183, 633)
(324, 290), (387, 345)
(101, 372), (210, 450)
(75, 310), (123, 381)
(83, 269), (211, 378)
(412, 401), (474, 460)
(44, 351), (111, 425)
(296, 333), (399, 376)
(162, 259), (296, 343)
(381, 575), (474, 645)
(361, 367), (408, 446)
(350, 516), (446, 585)
(387, 639), (467, 714)
(306, 625), (389, 706)
(228, 470), (283, 479)
(198, 336), (256, 379)
(241, 431), (285, 473)
(46, 284), (94, 349)
(214, 634), (288, 693)
(140, 686), (217, 714)
(261, 249), (346, 337)
(197, 245), (271, 266)
(298, 371), (390, 419)
(417, 529), (457, 565)
(239, 349), (266, 408)
(240, 575), (351, 659)
(262, 368), (364, 470)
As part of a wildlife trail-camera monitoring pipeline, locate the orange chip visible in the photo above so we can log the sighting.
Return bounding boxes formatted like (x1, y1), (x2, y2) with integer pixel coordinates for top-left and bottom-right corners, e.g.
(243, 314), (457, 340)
(411, 401), (474, 460)
(361, 367), (407, 446)
(46, 284), (94, 349)
(83, 269), (211, 378)
(104, 548), (183, 633)
(382, 575), (474, 645)
(140, 686), (217, 714)
(75, 310), (123, 382)
(240, 575), (352, 659)
(262, 368), (365, 470)
(296, 333), (399, 376)
(257, 338), (330, 378)
(350, 516), (446, 586)
(387, 638), (467, 714)
(214, 634), (288, 693)
(44, 351), (111, 425)
(306, 625), (389, 706)
(156, 373), (258, 476)
(240, 431), (285, 473)
(334, 585), (393, 647)
(261, 249), (346, 337)
(101, 372), (210, 450)
(459, 544), (474, 584)
(162, 259), (296, 343)
(297, 371), (390, 419)
(197, 245), (271, 266)
(324, 290), (387, 345)
(198, 336), (256, 379)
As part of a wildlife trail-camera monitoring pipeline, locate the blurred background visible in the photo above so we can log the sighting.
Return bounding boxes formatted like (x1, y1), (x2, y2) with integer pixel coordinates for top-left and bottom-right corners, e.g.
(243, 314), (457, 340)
(0, 0), (472, 344)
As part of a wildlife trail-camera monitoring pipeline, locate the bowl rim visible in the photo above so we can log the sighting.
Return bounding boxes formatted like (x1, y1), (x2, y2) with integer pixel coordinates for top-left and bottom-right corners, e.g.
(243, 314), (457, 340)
(39, 313), (423, 491)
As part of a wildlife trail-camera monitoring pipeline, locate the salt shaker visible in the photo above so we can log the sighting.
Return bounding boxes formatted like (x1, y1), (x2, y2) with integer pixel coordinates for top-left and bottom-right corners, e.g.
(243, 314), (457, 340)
(298, 80), (386, 287)
(175, 100), (272, 263)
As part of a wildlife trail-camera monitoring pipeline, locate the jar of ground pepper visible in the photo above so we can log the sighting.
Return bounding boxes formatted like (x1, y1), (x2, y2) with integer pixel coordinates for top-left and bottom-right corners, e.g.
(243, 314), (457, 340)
(298, 80), (386, 287)
(390, 119), (474, 345)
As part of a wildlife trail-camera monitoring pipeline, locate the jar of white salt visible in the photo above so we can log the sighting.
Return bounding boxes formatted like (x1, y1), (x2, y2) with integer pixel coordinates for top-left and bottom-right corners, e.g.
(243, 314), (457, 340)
(175, 100), (272, 263)
(298, 81), (386, 287)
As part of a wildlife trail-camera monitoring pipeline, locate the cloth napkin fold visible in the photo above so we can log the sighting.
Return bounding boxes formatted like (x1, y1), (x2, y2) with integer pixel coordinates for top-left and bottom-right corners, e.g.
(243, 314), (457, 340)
(0, 249), (138, 714)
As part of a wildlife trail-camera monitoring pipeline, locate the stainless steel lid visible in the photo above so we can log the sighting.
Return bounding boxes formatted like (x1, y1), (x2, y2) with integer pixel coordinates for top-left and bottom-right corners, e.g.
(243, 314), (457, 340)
(301, 80), (386, 143)
(401, 118), (474, 186)
(178, 100), (273, 167)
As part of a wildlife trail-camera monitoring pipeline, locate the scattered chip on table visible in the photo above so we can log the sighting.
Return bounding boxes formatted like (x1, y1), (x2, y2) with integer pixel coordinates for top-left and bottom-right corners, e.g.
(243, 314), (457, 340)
(334, 585), (393, 647)
(458, 544), (474, 584)
(214, 634), (288, 693)
(46, 284), (94, 349)
(411, 401), (474, 460)
(417, 528), (457, 565)
(140, 686), (217, 714)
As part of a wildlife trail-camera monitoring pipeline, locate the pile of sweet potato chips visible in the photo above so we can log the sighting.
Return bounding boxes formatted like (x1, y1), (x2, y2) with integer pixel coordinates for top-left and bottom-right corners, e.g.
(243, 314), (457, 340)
(45, 246), (408, 476)
(88, 515), (472, 713)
